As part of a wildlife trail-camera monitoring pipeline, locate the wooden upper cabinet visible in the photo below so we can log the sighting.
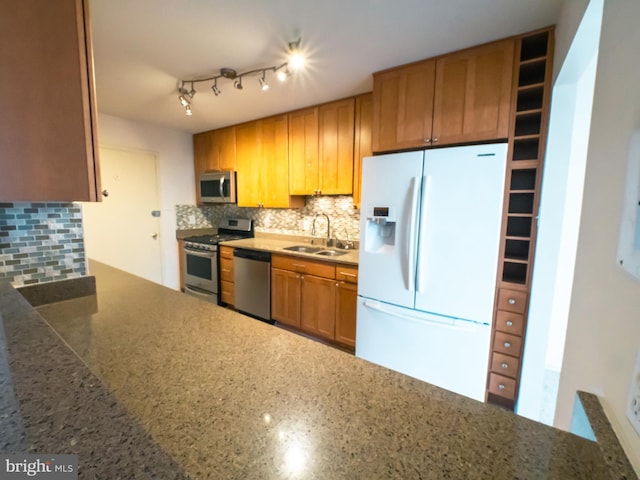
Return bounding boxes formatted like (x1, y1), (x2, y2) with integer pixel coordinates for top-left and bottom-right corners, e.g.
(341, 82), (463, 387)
(236, 116), (303, 208)
(288, 107), (319, 195)
(318, 98), (355, 195)
(432, 39), (515, 145)
(289, 98), (355, 196)
(372, 38), (516, 152)
(193, 126), (236, 173)
(372, 60), (436, 152)
(0, 0), (101, 202)
(353, 93), (373, 208)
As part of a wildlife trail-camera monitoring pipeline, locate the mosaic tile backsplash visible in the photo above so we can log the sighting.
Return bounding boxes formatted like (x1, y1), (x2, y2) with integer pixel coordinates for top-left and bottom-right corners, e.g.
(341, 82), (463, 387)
(176, 196), (360, 242)
(0, 203), (86, 286)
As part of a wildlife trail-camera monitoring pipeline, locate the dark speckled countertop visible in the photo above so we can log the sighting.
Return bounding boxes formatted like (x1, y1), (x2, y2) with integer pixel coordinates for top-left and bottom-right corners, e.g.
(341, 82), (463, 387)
(1, 261), (635, 479)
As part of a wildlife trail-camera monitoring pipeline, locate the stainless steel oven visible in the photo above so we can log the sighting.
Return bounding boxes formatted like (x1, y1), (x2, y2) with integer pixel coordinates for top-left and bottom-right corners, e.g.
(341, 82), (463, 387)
(183, 244), (217, 302)
(181, 218), (254, 303)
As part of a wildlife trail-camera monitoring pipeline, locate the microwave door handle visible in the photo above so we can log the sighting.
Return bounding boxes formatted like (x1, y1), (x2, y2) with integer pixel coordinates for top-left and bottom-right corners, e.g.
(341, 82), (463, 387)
(219, 176), (225, 198)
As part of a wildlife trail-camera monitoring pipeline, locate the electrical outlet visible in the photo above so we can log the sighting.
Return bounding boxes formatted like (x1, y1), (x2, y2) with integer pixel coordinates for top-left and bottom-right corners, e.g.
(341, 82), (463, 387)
(188, 214), (196, 225)
(626, 352), (640, 436)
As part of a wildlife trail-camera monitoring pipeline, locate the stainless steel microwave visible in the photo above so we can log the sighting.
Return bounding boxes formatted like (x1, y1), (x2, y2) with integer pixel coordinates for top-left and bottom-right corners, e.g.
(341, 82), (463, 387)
(198, 171), (236, 204)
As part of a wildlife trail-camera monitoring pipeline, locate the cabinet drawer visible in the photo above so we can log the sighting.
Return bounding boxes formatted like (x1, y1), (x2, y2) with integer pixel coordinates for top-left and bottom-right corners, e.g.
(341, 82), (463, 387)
(490, 352), (520, 379)
(488, 373), (517, 400)
(495, 310), (524, 336)
(219, 246), (234, 259)
(335, 265), (358, 284)
(497, 288), (528, 314)
(220, 280), (234, 305)
(220, 257), (234, 282)
(272, 254), (335, 279)
(493, 331), (523, 356)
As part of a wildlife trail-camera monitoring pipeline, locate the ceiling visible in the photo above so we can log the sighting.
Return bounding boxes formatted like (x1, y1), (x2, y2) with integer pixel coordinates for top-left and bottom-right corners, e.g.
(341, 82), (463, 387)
(89, 0), (565, 134)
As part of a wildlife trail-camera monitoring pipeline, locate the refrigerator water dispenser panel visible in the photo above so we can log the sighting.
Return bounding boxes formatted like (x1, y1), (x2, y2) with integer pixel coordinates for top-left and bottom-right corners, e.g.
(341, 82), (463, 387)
(364, 206), (396, 252)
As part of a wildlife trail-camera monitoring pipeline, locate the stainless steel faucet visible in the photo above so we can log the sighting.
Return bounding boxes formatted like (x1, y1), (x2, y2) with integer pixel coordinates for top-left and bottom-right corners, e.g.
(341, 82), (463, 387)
(311, 212), (331, 245)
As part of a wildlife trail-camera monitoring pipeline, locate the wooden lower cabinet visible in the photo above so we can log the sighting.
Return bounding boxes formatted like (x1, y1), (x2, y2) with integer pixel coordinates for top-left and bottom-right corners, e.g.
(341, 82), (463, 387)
(271, 254), (358, 349)
(219, 246), (235, 306)
(301, 275), (336, 340)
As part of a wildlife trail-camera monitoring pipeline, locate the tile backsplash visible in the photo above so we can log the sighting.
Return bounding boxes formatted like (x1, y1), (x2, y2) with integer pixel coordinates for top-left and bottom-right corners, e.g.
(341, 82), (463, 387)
(0, 203), (86, 286)
(176, 196), (360, 241)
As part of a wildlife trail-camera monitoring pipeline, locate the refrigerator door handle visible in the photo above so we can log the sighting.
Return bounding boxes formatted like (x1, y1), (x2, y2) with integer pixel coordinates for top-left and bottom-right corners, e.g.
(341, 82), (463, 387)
(362, 298), (477, 331)
(416, 175), (431, 293)
(406, 176), (421, 292)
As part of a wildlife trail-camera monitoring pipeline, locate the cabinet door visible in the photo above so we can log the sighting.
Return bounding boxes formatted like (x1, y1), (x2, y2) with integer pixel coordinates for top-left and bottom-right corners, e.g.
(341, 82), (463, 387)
(372, 60), (436, 152)
(0, 0), (100, 202)
(432, 39), (515, 145)
(271, 268), (301, 328)
(288, 107), (319, 195)
(300, 275), (336, 340)
(193, 131), (215, 174)
(261, 115), (291, 207)
(335, 281), (357, 348)
(235, 121), (263, 207)
(318, 98), (355, 194)
(214, 126), (237, 171)
(352, 93), (373, 208)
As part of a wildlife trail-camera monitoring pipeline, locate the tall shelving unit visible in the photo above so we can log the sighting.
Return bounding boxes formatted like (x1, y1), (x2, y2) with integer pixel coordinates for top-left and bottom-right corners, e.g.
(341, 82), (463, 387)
(486, 28), (555, 410)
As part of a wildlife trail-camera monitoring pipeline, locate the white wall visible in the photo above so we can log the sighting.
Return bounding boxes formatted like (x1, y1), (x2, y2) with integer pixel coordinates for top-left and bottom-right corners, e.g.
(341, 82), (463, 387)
(97, 113), (194, 289)
(556, 0), (640, 472)
(518, 0), (600, 423)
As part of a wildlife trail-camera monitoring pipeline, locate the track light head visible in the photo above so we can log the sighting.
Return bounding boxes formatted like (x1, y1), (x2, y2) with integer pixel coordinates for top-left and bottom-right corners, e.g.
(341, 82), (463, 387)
(234, 78), (243, 90)
(185, 104), (192, 116)
(211, 80), (221, 96)
(288, 38), (305, 71)
(259, 73), (269, 91)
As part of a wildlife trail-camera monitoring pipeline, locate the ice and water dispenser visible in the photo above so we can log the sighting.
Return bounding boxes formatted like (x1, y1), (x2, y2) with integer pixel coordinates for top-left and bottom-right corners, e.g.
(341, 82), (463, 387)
(363, 206), (397, 252)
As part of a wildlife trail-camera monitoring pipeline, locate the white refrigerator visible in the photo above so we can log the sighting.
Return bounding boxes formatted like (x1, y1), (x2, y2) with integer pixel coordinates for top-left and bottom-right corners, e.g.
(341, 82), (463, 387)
(356, 143), (507, 401)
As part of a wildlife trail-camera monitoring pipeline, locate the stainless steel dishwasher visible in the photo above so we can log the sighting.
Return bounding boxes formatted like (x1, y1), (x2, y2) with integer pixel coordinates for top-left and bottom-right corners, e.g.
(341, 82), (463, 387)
(233, 248), (272, 323)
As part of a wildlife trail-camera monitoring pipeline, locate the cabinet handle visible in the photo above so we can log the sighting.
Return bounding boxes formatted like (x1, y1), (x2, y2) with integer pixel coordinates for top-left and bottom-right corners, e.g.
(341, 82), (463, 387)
(504, 342), (511, 348)
(505, 320), (513, 327)
(292, 263), (306, 268)
(424, 138), (431, 143)
(433, 137), (439, 143)
(508, 298), (516, 305)
(498, 384), (506, 390)
(338, 271), (357, 278)
(336, 282), (339, 287)
(101, 189), (109, 197)
(501, 362), (509, 369)
(221, 268), (230, 273)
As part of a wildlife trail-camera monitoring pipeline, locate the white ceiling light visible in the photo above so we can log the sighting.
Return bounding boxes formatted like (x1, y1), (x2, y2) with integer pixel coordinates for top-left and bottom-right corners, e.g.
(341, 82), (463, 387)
(176, 37), (305, 115)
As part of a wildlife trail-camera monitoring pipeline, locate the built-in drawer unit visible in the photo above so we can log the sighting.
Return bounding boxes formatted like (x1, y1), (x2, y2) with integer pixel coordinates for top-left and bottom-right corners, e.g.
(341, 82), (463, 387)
(219, 246), (235, 306)
(495, 310), (525, 336)
(335, 265), (358, 284)
(496, 288), (528, 314)
(490, 352), (520, 379)
(493, 331), (523, 356)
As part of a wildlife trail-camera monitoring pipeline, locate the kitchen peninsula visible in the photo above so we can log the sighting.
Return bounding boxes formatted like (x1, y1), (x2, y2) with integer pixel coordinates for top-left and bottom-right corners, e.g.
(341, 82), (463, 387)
(0, 261), (635, 479)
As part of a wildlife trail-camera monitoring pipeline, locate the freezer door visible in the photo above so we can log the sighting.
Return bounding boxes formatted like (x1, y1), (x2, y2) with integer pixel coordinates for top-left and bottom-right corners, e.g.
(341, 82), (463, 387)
(355, 298), (491, 401)
(358, 151), (424, 308)
(414, 143), (507, 323)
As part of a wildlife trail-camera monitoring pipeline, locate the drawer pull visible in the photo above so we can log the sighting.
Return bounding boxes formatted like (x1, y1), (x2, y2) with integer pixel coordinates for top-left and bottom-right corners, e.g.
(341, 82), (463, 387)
(221, 268), (231, 273)
(338, 271), (357, 278)
(292, 263), (306, 268)
(508, 298), (516, 305)
(498, 384), (506, 390)
(504, 342), (511, 348)
(505, 320), (513, 327)
(501, 362), (509, 369)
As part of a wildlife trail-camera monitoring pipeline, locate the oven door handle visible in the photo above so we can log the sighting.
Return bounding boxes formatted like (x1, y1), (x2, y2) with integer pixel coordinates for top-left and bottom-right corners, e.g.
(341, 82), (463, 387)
(184, 246), (216, 257)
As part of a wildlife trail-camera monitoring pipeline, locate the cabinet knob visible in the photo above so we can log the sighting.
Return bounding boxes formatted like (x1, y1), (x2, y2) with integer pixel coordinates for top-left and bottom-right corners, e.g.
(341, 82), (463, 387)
(501, 362), (509, 369)
(101, 189), (109, 197)
(505, 320), (513, 327)
(424, 138), (431, 144)
(508, 298), (516, 305)
(498, 383), (506, 390)
(504, 342), (511, 348)
(433, 137), (439, 143)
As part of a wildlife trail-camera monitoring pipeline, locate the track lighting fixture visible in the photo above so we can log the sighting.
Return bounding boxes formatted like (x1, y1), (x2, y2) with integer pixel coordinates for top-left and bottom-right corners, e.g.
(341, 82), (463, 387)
(176, 37), (305, 115)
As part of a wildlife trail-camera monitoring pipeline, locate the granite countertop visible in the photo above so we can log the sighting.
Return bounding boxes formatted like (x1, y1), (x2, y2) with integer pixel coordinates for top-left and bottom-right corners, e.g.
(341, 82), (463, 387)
(1, 261), (636, 479)
(219, 236), (359, 265)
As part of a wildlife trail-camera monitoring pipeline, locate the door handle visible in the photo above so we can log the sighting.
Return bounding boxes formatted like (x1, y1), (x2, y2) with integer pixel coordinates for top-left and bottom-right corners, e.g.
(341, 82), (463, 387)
(151, 233), (158, 239)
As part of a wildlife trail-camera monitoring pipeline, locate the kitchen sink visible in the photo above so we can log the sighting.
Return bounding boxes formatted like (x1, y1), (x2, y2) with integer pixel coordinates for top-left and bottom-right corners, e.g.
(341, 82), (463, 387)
(283, 245), (323, 253)
(315, 249), (348, 257)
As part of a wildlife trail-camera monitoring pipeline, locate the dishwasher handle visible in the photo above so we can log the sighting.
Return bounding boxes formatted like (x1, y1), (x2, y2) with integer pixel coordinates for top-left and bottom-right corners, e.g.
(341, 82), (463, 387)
(233, 248), (271, 262)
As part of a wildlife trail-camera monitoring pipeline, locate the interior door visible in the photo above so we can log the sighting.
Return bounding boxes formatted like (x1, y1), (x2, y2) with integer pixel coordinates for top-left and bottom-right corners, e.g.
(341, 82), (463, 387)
(81, 147), (163, 284)
(414, 143), (507, 322)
